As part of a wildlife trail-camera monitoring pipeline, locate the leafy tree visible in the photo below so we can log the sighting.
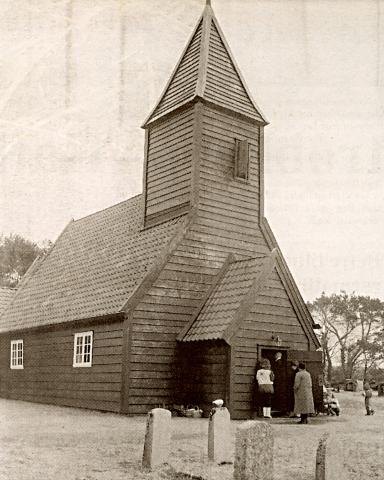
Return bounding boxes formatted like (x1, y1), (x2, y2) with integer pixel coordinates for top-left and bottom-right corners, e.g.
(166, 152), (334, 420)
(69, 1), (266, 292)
(0, 234), (52, 287)
(307, 294), (339, 382)
(308, 292), (384, 383)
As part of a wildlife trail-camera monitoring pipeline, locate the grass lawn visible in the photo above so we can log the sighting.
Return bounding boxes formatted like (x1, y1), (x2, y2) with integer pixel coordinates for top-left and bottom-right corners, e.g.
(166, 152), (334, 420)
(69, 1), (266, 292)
(0, 391), (383, 479)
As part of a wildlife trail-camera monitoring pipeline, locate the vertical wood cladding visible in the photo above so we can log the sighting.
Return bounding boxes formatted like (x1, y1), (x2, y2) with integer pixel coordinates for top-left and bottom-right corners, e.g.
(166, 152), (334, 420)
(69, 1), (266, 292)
(145, 108), (195, 222)
(230, 268), (310, 419)
(0, 320), (123, 412)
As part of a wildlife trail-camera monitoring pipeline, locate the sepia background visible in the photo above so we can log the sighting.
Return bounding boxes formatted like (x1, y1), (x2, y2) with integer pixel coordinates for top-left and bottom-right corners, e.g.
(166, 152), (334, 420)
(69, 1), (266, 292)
(0, 0), (383, 300)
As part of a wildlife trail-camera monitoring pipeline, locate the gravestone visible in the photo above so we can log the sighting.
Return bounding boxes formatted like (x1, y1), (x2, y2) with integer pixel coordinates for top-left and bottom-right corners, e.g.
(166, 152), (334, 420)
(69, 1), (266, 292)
(208, 406), (232, 464)
(233, 421), (273, 480)
(315, 434), (347, 480)
(142, 408), (171, 470)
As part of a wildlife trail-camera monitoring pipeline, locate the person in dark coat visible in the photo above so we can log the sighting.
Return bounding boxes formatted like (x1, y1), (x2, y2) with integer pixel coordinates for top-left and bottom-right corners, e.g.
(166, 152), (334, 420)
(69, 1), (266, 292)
(294, 362), (315, 424)
(287, 360), (299, 416)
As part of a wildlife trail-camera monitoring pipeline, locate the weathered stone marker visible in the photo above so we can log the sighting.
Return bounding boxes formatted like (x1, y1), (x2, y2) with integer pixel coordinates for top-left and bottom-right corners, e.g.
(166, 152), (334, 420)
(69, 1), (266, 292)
(315, 433), (347, 480)
(142, 408), (171, 470)
(208, 406), (232, 464)
(233, 421), (273, 480)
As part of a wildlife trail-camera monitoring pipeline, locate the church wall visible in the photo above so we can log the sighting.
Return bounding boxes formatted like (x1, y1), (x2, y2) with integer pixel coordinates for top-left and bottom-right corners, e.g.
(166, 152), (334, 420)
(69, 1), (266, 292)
(125, 240), (224, 414)
(0, 318), (123, 412)
(188, 103), (269, 259)
(144, 107), (195, 225)
(230, 268), (311, 419)
(177, 340), (229, 416)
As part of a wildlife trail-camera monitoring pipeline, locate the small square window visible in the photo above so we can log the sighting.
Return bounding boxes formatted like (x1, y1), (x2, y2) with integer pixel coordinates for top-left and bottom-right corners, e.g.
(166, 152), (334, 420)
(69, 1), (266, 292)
(235, 139), (249, 180)
(10, 340), (24, 369)
(73, 331), (93, 368)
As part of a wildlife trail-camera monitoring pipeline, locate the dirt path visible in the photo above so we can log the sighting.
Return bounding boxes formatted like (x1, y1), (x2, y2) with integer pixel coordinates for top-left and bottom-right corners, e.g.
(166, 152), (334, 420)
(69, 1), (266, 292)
(0, 391), (382, 479)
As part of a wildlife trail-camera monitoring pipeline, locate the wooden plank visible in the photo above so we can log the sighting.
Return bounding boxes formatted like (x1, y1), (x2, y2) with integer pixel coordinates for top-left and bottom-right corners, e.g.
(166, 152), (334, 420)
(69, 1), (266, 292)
(148, 127), (194, 154)
(205, 83), (255, 113)
(150, 113), (195, 141)
(147, 180), (191, 202)
(147, 141), (193, 165)
(132, 310), (192, 321)
(148, 165), (192, 189)
(248, 302), (298, 318)
(203, 106), (258, 132)
(146, 193), (191, 215)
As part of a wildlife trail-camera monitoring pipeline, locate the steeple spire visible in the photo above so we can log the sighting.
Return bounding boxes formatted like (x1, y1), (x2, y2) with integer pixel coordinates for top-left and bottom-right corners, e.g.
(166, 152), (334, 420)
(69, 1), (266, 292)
(142, 1), (267, 127)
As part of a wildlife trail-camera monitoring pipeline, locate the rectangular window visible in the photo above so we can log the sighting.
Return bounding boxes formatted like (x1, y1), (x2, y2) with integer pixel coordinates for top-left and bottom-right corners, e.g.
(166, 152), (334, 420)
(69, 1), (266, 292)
(10, 340), (24, 369)
(73, 331), (93, 367)
(235, 139), (250, 180)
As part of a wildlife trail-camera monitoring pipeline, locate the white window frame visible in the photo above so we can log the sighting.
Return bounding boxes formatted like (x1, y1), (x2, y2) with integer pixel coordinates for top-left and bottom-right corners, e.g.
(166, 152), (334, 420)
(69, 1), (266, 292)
(10, 339), (24, 369)
(73, 331), (93, 368)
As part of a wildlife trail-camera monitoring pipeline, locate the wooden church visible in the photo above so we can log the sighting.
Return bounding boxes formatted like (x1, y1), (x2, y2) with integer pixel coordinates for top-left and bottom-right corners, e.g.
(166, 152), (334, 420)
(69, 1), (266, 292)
(0, 1), (322, 419)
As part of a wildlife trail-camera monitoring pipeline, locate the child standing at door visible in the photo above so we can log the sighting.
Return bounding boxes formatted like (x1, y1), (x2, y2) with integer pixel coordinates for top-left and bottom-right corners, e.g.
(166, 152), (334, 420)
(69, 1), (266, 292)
(256, 358), (275, 418)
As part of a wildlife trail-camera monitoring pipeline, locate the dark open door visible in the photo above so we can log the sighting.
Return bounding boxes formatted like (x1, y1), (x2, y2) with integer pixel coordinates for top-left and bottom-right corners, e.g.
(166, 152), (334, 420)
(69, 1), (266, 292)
(287, 350), (324, 413)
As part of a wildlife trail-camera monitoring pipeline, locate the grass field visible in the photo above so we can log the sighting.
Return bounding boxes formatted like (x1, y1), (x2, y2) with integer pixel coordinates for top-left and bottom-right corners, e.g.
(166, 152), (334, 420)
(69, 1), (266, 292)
(0, 391), (383, 479)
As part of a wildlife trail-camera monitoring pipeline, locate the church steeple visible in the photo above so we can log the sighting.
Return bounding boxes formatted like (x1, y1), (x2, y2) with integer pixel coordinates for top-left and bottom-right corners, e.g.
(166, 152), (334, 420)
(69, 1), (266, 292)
(143, 1), (267, 127)
(142, 1), (267, 228)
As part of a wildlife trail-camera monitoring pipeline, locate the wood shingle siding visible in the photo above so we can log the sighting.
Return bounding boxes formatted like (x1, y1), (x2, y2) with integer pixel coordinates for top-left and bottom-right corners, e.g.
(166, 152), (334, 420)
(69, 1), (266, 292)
(0, 320), (123, 412)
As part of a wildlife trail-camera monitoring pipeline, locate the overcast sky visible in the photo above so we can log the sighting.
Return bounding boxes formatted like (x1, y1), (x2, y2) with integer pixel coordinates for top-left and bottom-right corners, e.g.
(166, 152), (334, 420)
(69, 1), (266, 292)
(0, 0), (383, 301)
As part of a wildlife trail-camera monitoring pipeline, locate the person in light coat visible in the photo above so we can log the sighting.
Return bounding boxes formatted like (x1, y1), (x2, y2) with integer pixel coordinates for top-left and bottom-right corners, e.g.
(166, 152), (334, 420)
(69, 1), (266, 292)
(294, 362), (315, 424)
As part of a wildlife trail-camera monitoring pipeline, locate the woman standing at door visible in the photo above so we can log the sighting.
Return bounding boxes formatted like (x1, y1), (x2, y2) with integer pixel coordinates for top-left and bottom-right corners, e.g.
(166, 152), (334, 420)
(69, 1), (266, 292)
(256, 358), (275, 418)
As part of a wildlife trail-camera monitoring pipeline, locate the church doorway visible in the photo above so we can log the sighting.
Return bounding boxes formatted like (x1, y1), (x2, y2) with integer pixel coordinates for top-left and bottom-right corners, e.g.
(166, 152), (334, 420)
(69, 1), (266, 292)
(260, 348), (290, 416)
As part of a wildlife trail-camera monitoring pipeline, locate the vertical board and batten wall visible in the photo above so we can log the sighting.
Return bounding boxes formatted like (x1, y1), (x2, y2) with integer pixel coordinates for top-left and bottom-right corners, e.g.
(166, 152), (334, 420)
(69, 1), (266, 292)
(0, 320), (123, 412)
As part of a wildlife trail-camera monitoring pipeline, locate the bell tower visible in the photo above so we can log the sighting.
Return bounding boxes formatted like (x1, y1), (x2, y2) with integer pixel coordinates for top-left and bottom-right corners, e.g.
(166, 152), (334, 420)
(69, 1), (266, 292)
(142, 1), (267, 229)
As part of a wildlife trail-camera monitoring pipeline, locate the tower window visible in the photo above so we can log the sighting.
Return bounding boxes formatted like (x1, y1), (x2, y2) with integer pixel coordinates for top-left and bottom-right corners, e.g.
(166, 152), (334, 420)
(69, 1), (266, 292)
(235, 139), (249, 180)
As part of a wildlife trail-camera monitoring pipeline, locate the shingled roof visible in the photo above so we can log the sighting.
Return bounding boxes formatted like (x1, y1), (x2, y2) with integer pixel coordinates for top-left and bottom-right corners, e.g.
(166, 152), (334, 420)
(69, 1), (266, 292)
(143, 2), (267, 126)
(181, 253), (277, 342)
(0, 195), (186, 333)
(0, 287), (16, 316)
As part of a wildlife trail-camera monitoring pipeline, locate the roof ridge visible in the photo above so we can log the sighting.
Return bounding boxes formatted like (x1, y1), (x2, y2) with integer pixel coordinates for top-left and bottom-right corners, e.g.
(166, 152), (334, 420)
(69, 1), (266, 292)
(73, 194), (141, 224)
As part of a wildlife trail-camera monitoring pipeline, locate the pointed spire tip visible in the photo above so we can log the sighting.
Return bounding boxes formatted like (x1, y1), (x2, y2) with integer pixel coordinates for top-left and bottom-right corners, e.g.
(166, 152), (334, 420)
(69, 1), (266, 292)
(206, 0), (211, 5)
